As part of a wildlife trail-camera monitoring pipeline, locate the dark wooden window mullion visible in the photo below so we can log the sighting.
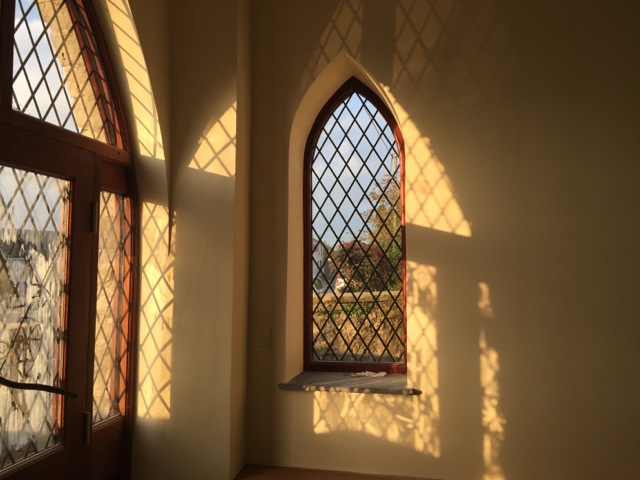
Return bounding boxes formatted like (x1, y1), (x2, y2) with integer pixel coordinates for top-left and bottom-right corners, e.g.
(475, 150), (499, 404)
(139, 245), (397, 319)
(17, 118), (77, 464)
(65, 0), (119, 147)
(0, 0), (16, 109)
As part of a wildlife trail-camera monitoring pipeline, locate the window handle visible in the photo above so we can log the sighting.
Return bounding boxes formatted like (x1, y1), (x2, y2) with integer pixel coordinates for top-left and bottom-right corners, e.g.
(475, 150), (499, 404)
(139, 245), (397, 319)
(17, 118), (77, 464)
(0, 375), (78, 398)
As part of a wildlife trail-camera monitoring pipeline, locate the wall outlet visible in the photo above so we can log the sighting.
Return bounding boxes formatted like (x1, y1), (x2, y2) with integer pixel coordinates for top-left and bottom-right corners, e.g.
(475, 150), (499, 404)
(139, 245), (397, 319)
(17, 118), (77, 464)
(250, 327), (271, 347)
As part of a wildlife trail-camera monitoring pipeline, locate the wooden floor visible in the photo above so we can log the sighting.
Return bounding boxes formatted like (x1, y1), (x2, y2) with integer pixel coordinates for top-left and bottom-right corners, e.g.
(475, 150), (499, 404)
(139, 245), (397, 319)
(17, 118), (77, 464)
(235, 465), (429, 480)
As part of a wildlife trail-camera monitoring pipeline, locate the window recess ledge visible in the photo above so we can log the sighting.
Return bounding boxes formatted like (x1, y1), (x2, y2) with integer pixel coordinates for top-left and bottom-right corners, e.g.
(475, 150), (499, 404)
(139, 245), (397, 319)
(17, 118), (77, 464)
(279, 371), (421, 396)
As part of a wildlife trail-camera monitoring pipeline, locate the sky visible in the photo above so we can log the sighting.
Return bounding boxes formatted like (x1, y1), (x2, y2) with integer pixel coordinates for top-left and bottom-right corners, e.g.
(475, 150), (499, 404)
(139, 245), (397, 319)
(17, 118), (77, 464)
(12, 0), (81, 132)
(311, 92), (400, 249)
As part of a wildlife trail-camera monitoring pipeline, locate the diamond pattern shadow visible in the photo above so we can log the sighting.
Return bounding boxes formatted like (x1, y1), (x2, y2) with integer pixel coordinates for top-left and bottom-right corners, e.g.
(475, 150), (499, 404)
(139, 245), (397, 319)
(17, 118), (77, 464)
(189, 102), (236, 177)
(302, 0), (363, 91)
(393, 0), (514, 105)
(106, 0), (165, 159)
(137, 203), (174, 420)
(373, 86), (472, 236)
(479, 283), (506, 480)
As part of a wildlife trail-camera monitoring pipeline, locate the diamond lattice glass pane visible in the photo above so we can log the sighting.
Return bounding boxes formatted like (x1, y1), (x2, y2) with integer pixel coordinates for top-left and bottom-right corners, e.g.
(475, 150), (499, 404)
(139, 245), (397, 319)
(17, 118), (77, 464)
(310, 91), (405, 364)
(92, 192), (131, 424)
(0, 165), (69, 469)
(12, 0), (123, 147)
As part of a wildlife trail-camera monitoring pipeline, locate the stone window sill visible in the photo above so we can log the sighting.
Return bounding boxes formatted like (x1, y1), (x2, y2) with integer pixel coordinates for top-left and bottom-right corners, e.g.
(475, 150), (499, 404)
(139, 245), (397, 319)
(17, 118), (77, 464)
(278, 371), (421, 396)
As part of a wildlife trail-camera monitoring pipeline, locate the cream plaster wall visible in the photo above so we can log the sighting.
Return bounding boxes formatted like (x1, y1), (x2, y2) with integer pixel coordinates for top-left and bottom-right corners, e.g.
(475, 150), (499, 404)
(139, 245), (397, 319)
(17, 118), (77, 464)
(247, 1), (640, 480)
(96, 0), (639, 478)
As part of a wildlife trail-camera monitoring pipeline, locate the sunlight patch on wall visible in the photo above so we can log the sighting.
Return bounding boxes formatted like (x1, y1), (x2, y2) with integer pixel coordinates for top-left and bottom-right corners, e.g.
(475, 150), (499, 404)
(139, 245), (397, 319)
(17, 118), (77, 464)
(302, 0), (363, 90)
(313, 392), (421, 447)
(137, 203), (174, 419)
(188, 102), (236, 177)
(105, 0), (165, 159)
(312, 261), (441, 458)
(406, 261), (440, 456)
(387, 0), (513, 236)
(15, 0), (108, 144)
(478, 283), (506, 480)
(383, 88), (471, 236)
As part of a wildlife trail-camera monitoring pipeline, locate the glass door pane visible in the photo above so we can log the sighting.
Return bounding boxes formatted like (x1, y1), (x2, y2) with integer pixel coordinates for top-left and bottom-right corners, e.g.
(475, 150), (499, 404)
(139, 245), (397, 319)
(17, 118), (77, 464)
(0, 165), (70, 469)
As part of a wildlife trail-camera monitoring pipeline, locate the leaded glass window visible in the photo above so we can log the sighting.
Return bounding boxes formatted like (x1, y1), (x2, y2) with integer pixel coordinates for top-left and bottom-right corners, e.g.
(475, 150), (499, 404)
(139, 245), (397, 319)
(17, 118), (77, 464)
(306, 78), (406, 373)
(0, 165), (69, 468)
(93, 192), (132, 424)
(12, 0), (124, 147)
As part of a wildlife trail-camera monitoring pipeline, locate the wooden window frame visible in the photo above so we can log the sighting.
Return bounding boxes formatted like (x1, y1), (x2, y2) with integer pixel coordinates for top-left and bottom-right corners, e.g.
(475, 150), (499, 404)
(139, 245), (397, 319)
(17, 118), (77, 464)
(303, 77), (407, 374)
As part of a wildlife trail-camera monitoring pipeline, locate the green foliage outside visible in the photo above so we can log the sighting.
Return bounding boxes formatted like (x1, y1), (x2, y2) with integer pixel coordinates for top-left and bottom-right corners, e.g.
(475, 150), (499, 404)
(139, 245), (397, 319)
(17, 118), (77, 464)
(330, 170), (402, 293)
(311, 166), (405, 363)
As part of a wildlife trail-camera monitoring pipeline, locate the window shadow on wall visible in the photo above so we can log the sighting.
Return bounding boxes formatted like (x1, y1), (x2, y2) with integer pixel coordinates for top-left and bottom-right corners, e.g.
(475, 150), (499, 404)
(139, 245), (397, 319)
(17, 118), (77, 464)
(137, 203), (174, 419)
(389, 90), (471, 237)
(188, 102), (237, 178)
(478, 283), (506, 480)
(392, 0), (514, 107)
(302, 0), (363, 92)
(105, 0), (165, 160)
(404, 225), (508, 478)
(102, 0), (173, 420)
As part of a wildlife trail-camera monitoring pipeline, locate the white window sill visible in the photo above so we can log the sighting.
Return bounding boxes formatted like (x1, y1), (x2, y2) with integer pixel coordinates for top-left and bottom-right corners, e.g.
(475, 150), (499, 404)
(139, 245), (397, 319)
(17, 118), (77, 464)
(278, 371), (421, 396)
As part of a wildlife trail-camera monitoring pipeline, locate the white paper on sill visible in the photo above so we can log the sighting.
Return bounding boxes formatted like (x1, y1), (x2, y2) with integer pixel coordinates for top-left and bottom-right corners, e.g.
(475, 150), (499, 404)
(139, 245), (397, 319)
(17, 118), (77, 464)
(351, 371), (387, 378)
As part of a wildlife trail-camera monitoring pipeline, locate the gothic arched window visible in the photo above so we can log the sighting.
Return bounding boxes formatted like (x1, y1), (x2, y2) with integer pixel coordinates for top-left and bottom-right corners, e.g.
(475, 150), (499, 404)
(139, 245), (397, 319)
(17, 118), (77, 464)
(305, 78), (406, 374)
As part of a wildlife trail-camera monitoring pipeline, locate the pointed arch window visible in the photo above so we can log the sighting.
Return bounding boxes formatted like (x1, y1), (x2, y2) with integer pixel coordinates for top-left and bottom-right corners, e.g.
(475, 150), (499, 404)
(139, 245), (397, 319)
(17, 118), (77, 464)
(305, 78), (406, 373)
(0, 0), (134, 477)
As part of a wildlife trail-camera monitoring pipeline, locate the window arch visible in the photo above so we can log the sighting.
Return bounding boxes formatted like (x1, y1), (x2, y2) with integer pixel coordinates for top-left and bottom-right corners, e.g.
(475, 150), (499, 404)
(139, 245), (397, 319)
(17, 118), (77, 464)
(0, 0), (134, 477)
(305, 77), (406, 374)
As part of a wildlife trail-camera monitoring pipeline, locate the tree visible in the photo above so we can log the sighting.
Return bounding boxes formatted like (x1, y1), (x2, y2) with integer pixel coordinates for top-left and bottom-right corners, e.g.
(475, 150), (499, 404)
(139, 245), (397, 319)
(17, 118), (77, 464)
(331, 239), (392, 292)
(361, 170), (402, 291)
(330, 169), (403, 293)
(364, 171), (401, 248)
